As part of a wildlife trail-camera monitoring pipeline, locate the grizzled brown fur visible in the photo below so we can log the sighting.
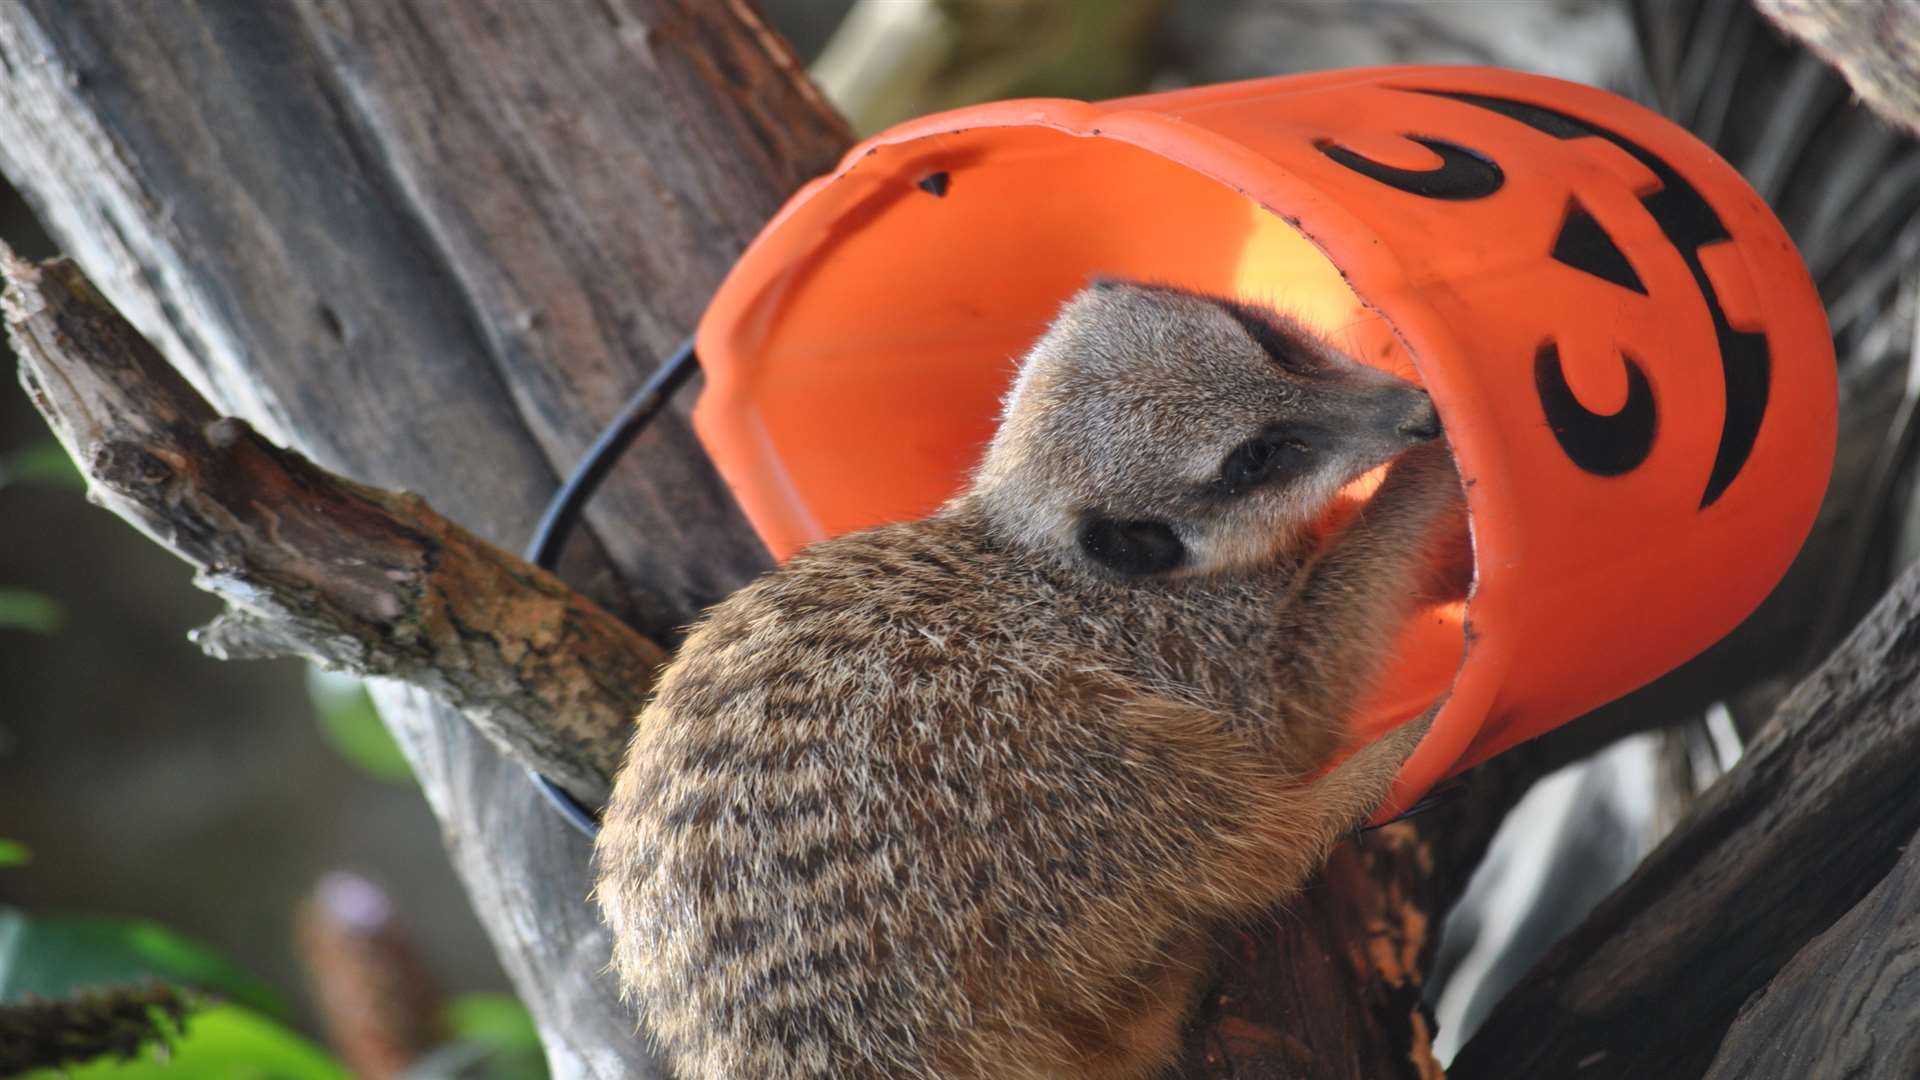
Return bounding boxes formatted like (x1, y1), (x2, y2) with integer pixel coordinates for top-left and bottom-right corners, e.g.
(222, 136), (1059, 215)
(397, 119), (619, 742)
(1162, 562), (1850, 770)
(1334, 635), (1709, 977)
(595, 282), (1466, 1079)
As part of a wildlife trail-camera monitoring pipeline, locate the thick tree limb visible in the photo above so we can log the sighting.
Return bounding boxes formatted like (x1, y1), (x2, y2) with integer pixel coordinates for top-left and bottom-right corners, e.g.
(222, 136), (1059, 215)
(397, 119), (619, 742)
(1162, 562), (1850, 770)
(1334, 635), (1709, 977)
(5, 252), (661, 806)
(1702, 822), (1920, 1079)
(1450, 556), (1920, 1080)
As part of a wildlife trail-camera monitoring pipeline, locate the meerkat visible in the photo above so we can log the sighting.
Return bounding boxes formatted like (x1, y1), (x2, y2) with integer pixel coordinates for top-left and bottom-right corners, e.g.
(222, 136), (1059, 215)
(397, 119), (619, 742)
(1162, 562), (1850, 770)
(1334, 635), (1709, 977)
(594, 279), (1468, 1080)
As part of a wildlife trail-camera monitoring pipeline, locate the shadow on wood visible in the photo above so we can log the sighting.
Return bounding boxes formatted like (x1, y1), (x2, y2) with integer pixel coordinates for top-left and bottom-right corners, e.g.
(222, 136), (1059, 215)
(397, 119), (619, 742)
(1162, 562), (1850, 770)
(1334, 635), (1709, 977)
(1702, 821), (1920, 1079)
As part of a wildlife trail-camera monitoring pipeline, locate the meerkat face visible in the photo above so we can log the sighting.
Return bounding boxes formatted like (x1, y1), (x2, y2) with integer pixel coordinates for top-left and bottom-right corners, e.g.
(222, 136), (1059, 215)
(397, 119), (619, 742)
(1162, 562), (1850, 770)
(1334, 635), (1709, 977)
(970, 280), (1441, 579)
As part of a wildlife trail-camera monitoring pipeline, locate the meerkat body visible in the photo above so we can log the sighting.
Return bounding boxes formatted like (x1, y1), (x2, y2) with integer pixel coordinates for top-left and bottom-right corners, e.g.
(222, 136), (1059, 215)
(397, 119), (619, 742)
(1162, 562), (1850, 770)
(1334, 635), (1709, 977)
(595, 282), (1465, 1079)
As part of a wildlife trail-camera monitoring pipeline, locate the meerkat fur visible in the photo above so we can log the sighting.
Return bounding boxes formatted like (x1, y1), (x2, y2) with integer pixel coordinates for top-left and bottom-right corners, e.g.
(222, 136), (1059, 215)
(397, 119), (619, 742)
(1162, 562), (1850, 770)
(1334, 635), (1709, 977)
(595, 280), (1467, 1079)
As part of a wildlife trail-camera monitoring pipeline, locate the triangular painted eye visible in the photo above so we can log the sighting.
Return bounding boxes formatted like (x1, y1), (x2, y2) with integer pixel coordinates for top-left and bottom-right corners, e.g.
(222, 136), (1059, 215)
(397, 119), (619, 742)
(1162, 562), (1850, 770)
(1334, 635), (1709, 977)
(1552, 197), (1645, 294)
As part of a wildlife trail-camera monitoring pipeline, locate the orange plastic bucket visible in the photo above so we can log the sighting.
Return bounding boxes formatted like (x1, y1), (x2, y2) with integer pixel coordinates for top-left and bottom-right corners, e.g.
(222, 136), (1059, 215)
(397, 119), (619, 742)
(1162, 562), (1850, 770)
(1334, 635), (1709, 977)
(691, 66), (1836, 817)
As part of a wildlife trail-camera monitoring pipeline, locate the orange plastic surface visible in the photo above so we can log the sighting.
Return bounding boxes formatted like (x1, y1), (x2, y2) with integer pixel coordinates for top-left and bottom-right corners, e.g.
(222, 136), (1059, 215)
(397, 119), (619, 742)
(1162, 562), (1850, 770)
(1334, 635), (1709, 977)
(692, 66), (1836, 819)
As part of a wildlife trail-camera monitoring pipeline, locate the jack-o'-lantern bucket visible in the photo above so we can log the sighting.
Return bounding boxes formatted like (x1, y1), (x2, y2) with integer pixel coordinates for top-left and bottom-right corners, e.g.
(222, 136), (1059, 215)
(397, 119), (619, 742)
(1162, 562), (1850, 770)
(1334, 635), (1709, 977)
(690, 65), (1836, 817)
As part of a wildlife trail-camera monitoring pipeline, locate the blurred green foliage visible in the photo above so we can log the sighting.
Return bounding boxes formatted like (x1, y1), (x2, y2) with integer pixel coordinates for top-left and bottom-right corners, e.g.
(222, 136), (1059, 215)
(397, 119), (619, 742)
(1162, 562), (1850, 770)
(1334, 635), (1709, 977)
(0, 587), (65, 634)
(0, 438), (83, 492)
(0, 438), (79, 636)
(1, 908), (349, 1077)
(0, 908), (286, 1021)
(0, 839), (29, 868)
(441, 993), (550, 1080)
(0, 904), (549, 1077)
(306, 668), (413, 783)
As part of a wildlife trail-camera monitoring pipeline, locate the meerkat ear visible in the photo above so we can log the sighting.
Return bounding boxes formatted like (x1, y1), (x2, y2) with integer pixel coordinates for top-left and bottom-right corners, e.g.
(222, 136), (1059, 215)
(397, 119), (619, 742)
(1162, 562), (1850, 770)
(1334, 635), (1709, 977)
(1077, 514), (1186, 576)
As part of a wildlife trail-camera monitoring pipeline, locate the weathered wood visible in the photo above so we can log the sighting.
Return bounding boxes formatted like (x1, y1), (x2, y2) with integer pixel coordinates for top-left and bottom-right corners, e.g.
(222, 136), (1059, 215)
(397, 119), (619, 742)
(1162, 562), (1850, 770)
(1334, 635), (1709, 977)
(1450, 556), (1920, 1080)
(1182, 828), (1446, 1080)
(6, 253), (663, 806)
(1757, 0), (1920, 134)
(0, 3), (843, 1076)
(0, 984), (191, 1075)
(1702, 822), (1920, 1079)
(0, 0), (850, 629)
(293, 0), (853, 632)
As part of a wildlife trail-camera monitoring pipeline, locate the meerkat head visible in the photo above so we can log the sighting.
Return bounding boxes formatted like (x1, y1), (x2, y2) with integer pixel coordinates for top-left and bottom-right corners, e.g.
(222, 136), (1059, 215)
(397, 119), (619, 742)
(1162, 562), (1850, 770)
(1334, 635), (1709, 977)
(968, 280), (1441, 579)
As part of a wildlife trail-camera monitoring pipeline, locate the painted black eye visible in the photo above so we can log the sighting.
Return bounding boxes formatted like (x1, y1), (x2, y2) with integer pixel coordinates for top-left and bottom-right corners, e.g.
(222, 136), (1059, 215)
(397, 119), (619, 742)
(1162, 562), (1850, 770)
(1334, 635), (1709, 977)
(1218, 434), (1307, 496)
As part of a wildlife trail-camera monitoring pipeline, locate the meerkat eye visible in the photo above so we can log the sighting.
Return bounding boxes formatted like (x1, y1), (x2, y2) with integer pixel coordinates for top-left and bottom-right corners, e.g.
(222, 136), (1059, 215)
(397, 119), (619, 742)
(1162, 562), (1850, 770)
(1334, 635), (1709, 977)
(1218, 434), (1309, 496)
(1077, 515), (1185, 577)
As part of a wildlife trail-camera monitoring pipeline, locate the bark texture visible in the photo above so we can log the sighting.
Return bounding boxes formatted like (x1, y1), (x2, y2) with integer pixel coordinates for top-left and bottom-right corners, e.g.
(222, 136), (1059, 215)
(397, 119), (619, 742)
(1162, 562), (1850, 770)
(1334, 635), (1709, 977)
(1757, 0), (1920, 133)
(6, 253), (664, 807)
(1701, 823), (1920, 1080)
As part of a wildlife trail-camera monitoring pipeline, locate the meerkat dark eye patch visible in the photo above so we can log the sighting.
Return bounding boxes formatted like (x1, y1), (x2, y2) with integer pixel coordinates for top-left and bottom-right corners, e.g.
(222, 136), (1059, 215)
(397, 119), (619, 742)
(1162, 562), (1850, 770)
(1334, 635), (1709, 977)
(1077, 515), (1185, 576)
(1217, 433), (1309, 497)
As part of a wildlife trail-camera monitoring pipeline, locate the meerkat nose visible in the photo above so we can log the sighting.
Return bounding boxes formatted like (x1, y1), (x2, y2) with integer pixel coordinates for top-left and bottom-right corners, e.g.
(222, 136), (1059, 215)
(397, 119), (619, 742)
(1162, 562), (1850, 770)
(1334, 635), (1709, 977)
(1397, 396), (1443, 441)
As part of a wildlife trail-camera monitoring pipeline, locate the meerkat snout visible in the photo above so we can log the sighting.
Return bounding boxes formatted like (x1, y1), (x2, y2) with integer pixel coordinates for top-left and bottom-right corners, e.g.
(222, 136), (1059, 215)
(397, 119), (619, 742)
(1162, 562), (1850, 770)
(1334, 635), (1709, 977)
(1399, 398), (1443, 441)
(970, 280), (1443, 578)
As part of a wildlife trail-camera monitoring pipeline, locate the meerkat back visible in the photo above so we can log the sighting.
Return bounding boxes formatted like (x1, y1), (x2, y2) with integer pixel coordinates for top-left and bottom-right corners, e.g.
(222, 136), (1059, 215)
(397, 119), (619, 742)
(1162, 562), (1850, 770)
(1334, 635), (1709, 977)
(595, 281), (1463, 1079)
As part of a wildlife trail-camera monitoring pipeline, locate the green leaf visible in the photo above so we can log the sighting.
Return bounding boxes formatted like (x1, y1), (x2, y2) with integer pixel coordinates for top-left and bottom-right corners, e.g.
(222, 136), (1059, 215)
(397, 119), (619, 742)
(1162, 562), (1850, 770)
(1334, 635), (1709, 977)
(0, 839), (29, 868)
(0, 909), (287, 1021)
(0, 588), (65, 634)
(20, 1002), (350, 1080)
(445, 993), (541, 1050)
(0, 439), (85, 491)
(442, 993), (548, 1079)
(306, 667), (413, 783)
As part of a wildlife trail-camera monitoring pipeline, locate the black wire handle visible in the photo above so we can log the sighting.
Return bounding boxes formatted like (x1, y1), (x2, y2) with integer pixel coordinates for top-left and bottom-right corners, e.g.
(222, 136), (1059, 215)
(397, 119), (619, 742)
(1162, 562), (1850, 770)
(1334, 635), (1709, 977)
(523, 336), (701, 838)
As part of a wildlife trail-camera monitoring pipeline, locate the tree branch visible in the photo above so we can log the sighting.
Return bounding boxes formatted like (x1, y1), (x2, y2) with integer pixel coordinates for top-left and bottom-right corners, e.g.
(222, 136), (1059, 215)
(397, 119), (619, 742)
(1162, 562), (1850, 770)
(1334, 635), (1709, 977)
(5, 251), (660, 808)
(1701, 821), (1920, 1079)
